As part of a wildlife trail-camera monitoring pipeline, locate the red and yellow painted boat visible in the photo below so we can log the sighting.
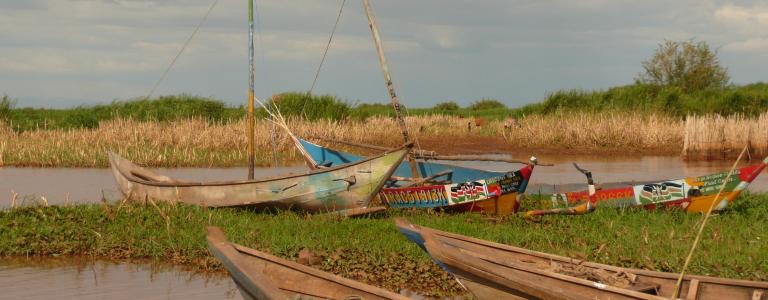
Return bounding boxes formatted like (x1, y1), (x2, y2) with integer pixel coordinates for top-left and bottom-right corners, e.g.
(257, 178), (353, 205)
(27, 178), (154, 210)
(549, 157), (768, 213)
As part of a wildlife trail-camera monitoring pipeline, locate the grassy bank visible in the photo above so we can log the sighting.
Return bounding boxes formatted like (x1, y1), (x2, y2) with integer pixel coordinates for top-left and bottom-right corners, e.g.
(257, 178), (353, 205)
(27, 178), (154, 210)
(1, 112), (766, 167)
(1, 193), (767, 296)
(520, 83), (768, 117)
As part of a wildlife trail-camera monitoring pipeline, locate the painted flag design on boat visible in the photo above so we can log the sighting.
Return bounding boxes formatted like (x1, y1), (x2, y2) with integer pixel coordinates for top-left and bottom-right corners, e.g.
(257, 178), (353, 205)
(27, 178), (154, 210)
(449, 181), (486, 203)
(638, 181), (685, 204)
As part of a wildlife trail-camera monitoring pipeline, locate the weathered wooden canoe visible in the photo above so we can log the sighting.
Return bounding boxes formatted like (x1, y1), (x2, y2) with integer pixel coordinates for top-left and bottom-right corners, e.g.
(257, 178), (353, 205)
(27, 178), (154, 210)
(396, 218), (768, 300)
(206, 227), (409, 300)
(299, 138), (536, 215)
(549, 156), (768, 213)
(107, 147), (407, 213)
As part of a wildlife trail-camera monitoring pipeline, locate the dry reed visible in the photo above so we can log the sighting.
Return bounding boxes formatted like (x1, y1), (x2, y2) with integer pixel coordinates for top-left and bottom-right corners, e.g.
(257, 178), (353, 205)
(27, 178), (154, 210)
(0, 113), (764, 167)
(499, 112), (682, 152)
(683, 113), (768, 159)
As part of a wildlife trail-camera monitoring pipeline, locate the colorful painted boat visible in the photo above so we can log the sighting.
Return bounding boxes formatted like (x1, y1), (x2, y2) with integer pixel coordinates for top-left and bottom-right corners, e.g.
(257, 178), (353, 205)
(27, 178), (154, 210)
(548, 156), (768, 213)
(299, 138), (536, 215)
(107, 147), (407, 214)
(206, 227), (409, 300)
(396, 218), (768, 300)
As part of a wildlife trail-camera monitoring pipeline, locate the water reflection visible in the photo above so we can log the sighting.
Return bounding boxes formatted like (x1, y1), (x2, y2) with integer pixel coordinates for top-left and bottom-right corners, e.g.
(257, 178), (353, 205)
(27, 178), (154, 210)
(0, 257), (241, 300)
(0, 155), (765, 207)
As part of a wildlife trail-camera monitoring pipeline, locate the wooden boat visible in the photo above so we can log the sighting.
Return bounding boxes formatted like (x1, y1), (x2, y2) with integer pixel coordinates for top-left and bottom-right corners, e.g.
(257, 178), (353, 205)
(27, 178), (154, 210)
(283, 2), (544, 216)
(548, 156), (768, 213)
(395, 218), (768, 300)
(108, 147), (407, 214)
(206, 227), (409, 300)
(299, 138), (537, 215)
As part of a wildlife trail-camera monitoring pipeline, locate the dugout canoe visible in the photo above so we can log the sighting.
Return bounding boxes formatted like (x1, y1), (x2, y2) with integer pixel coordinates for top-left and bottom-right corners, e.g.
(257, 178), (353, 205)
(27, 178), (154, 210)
(395, 218), (768, 300)
(206, 227), (409, 300)
(549, 156), (768, 213)
(297, 138), (537, 215)
(107, 147), (407, 214)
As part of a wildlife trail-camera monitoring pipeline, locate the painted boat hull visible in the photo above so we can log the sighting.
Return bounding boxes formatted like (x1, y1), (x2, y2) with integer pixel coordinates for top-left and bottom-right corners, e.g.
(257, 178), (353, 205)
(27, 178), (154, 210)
(550, 157), (768, 212)
(396, 218), (768, 300)
(300, 138), (534, 215)
(108, 148), (407, 213)
(206, 227), (408, 300)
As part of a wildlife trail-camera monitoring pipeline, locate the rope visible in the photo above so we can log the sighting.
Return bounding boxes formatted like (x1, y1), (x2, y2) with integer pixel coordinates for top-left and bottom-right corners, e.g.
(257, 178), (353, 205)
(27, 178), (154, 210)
(671, 144), (749, 299)
(301, 0), (346, 117)
(146, 0), (220, 100)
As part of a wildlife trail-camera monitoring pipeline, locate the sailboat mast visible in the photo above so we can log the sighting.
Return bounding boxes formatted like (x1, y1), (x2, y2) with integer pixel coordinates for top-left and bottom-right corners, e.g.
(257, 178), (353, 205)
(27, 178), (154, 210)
(362, 0), (421, 179)
(247, 0), (256, 179)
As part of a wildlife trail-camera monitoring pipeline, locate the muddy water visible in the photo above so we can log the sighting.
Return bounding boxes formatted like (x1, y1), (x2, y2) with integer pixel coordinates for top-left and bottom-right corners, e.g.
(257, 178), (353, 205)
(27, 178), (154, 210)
(0, 257), (241, 299)
(434, 154), (768, 194)
(1, 156), (766, 207)
(0, 166), (305, 208)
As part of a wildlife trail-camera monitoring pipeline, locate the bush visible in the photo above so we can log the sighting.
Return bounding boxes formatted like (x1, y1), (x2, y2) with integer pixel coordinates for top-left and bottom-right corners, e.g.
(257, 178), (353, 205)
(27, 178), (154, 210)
(264, 92), (351, 121)
(531, 82), (768, 117)
(7, 94), (237, 131)
(0, 94), (15, 121)
(468, 99), (506, 111)
(433, 101), (459, 111)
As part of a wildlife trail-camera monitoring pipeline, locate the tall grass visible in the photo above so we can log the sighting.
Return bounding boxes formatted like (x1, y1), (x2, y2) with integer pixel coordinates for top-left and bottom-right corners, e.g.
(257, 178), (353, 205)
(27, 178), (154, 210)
(1, 112), (766, 167)
(684, 113), (768, 159)
(500, 112), (682, 152)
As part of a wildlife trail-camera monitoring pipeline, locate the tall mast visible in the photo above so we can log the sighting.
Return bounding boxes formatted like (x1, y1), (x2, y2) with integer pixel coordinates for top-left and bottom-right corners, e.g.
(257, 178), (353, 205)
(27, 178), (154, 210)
(246, 0), (256, 179)
(362, 0), (420, 178)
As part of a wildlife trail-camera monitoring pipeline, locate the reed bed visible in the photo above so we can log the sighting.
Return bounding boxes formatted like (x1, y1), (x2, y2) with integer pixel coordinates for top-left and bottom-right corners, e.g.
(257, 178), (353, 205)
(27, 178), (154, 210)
(684, 113), (768, 159)
(0, 112), (765, 167)
(499, 112), (682, 152)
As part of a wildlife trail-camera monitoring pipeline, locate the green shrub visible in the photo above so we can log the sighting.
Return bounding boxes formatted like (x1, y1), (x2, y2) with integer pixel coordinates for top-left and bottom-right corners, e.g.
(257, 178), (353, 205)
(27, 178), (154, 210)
(0, 94), (15, 121)
(468, 98), (506, 111)
(433, 101), (459, 111)
(263, 92), (351, 121)
(7, 94), (237, 131)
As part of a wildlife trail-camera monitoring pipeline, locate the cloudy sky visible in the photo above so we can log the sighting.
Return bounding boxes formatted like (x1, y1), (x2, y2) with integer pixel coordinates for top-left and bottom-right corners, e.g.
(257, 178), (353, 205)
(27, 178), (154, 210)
(1, 0), (766, 108)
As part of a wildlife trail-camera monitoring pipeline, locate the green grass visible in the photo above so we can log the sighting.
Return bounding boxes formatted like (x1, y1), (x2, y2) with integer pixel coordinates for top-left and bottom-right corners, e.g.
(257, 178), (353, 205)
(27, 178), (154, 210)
(522, 82), (768, 117)
(5, 81), (767, 132)
(6, 94), (243, 132)
(1, 193), (767, 295)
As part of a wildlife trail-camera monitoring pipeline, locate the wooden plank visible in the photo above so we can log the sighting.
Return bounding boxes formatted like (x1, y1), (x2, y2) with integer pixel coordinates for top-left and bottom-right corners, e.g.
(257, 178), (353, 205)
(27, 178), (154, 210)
(685, 279), (700, 300)
(753, 289), (764, 300)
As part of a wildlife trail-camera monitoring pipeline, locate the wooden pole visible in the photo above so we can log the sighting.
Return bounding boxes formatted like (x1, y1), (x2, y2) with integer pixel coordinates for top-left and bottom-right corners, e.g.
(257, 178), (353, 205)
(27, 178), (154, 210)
(672, 145), (749, 299)
(362, 0), (420, 179)
(247, 0), (255, 180)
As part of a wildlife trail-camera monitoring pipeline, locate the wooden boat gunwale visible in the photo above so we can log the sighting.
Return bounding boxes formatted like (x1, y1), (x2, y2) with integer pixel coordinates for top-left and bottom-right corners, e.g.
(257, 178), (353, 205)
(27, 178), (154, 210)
(108, 144), (410, 188)
(395, 218), (768, 299)
(206, 226), (409, 300)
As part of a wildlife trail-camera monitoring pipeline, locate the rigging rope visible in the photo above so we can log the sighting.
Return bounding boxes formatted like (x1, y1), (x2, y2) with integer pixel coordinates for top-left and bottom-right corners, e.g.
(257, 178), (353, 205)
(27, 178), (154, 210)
(301, 0), (346, 118)
(146, 0), (220, 100)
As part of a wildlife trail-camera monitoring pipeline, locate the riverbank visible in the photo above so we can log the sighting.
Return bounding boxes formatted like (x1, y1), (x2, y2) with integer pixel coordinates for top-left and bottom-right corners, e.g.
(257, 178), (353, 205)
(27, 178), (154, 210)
(1, 113), (765, 167)
(1, 193), (766, 296)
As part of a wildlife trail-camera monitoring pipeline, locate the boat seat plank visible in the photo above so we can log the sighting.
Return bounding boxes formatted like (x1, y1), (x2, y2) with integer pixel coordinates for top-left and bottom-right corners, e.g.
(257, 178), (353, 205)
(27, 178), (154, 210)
(753, 289), (764, 300)
(686, 279), (700, 300)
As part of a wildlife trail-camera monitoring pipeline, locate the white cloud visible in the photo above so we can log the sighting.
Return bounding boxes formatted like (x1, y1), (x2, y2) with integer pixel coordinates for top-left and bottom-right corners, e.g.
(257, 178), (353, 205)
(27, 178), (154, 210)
(725, 38), (768, 52)
(715, 4), (768, 29)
